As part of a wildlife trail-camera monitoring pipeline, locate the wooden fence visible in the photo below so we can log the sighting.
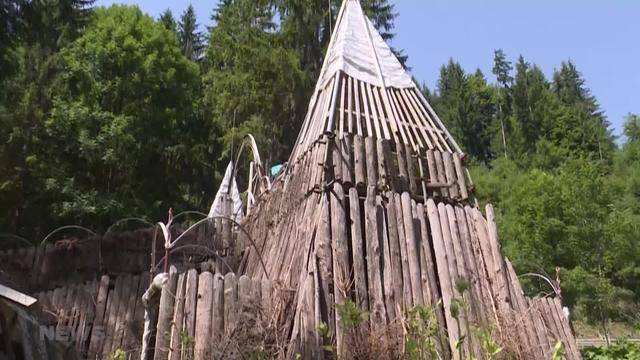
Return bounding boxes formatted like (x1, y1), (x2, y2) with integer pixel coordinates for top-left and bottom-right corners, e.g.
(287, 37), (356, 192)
(33, 273), (150, 359)
(146, 270), (279, 360)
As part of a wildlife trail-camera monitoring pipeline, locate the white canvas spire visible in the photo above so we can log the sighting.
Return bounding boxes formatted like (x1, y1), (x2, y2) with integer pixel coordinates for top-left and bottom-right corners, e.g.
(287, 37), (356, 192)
(319, 0), (414, 89)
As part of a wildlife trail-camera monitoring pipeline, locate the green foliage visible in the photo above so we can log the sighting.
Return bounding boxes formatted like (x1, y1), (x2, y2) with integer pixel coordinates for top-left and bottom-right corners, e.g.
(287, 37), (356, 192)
(109, 348), (126, 360)
(179, 328), (194, 347)
(0, 4), (214, 237)
(475, 327), (503, 360)
(336, 299), (368, 328)
(159, 9), (177, 33)
(178, 5), (205, 61)
(582, 340), (640, 360)
(204, 0), (307, 162)
(405, 304), (441, 360)
(550, 341), (565, 360)
(432, 60), (497, 163)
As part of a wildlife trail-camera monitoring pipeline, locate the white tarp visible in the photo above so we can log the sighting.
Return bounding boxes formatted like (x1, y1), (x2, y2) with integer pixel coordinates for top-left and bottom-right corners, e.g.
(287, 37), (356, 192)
(321, 0), (415, 89)
(208, 161), (244, 222)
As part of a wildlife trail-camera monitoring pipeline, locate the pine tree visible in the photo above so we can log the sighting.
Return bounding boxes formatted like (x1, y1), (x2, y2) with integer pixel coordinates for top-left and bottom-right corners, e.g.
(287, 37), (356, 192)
(624, 113), (640, 143)
(551, 61), (614, 161)
(204, 0), (306, 163)
(511, 55), (552, 155)
(492, 49), (513, 158)
(434, 60), (496, 163)
(159, 8), (177, 33)
(179, 5), (204, 61)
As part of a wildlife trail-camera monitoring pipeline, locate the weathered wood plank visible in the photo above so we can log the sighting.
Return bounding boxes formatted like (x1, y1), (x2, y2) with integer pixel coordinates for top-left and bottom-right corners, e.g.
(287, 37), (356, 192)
(342, 134), (354, 185)
(443, 152), (459, 200)
(401, 193), (424, 305)
(417, 203), (451, 358)
(426, 199), (458, 357)
(212, 273), (225, 337)
(365, 136), (379, 188)
(425, 149), (439, 198)
(384, 191), (405, 314)
(154, 268), (178, 360)
(121, 275), (142, 353)
(332, 137), (343, 182)
(453, 153), (469, 200)
(101, 275), (123, 358)
(316, 193), (334, 334)
(405, 148), (418, 196)
(376, 139), (389, 189)
(223, 272), (238, 335)
(354, 134), (366, 189)
(394, 193), (413, 308)
(183, 269), (198, 358)
(330, 182), (350, 358)
(349, 187), (368, 311)
(365, 186), (386, 328)
(396, 142), (409, 191)
(434, 151), (449, 198)
(194, 271), (214, 360)
(168, 273), (185, 360)
(111, 274), (134, 354)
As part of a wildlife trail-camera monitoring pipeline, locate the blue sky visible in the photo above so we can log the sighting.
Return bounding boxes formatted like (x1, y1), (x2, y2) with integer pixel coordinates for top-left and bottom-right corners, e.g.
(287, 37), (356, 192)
(96, 0), (640, 139)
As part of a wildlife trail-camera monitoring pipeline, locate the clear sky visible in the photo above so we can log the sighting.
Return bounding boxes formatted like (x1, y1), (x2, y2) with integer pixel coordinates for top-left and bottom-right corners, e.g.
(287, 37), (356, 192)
(95, 0), (640, 139)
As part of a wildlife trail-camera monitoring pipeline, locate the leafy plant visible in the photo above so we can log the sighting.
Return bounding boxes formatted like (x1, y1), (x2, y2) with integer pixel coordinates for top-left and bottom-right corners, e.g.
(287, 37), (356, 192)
(110, 349), (126, 360)
(550, 340), (565, 360)
(582, 340), (640, 360)
(405, 304), (441, 360)
(336, 299), (368, 328)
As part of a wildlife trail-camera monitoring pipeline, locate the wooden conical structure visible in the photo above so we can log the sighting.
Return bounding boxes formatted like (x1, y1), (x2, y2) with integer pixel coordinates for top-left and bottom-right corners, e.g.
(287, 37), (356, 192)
(240, 1), (580, 359)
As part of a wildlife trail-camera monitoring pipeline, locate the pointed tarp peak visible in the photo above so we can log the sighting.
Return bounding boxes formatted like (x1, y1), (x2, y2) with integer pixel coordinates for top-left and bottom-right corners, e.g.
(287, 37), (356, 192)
(320, 0), (413, 89)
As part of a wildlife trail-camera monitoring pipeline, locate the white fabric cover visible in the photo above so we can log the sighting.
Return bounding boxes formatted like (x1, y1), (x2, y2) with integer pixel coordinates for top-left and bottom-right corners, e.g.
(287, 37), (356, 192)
(321, 0), (414, 89)
(208, 161), (244, 222)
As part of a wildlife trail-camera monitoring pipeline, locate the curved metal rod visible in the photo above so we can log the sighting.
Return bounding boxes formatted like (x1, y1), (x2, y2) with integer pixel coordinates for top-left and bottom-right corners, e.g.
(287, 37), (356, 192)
(233, 134), (271, 193)
(40, 225), (97, 246)
(518, 273), (560, 297)
(104, 217), (154, 237)
(168, 215), (269, 280)
(172, 211), (208, 224)
(0, 234), (33, 247)
(152, 244), (234, 274)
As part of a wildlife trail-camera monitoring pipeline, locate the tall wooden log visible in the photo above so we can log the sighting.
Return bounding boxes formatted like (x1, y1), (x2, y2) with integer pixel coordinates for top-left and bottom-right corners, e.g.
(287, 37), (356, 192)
(354, 134), (366, 189)
(87, 275), (109, 359)
(401, 193), (424, 305)
(349, 187), (369, 311)
(394, 193), (413, 308)
(443, 152), (459, 200)
(365, 136), (379, 188)
(212, 273), (225, 337)
(223, 272), (238, 335)
(169, 273), (186, 360)
(332, 137), (343, 182)
(434, 151), (449, 198)
(365, 186), (386, 328)
(396, 142), (409, 191)
(425, 149), (439, 197)
(183, 269), (198, 358)
(342, 134), (354, 185)
(453, 153), (469, 200)
(194, 272), (213, 360)
(331, 182), (350, 358)
(316, 193), (334, 334)
(426, 199), (459, 357)
(154, 268), (178, 360)
(385, 191), (405, 313)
